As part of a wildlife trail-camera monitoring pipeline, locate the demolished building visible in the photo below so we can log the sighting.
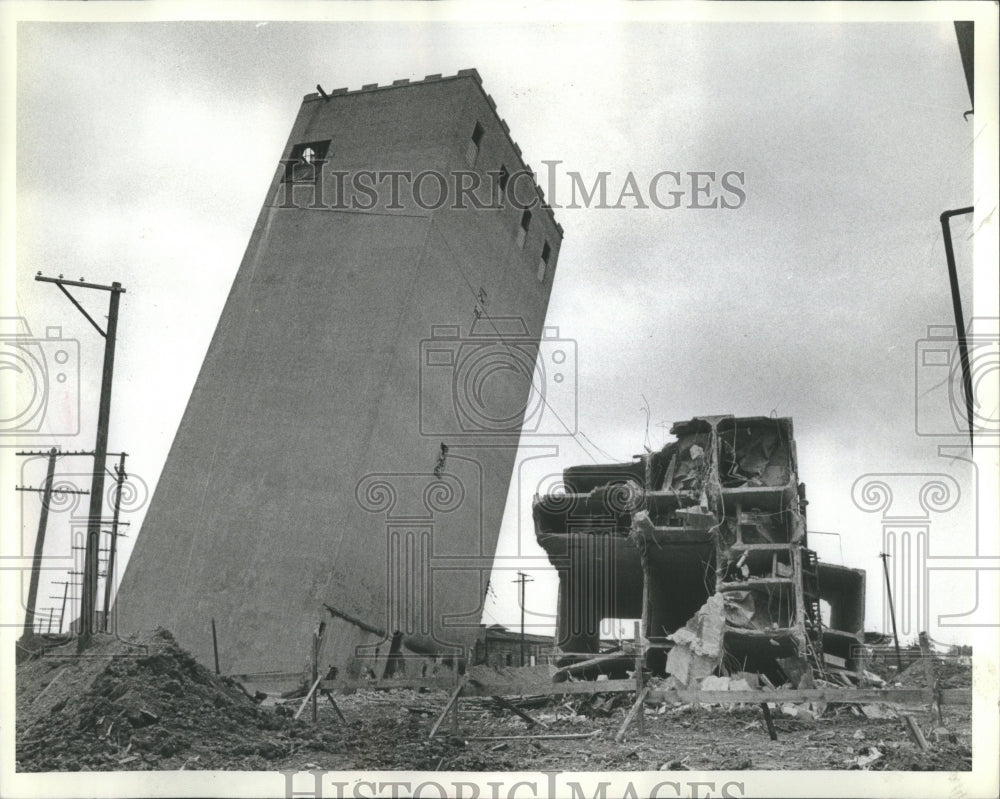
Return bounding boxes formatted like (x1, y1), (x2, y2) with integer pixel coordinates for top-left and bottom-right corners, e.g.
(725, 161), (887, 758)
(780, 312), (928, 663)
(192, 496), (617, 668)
(534, 415), (866, 683)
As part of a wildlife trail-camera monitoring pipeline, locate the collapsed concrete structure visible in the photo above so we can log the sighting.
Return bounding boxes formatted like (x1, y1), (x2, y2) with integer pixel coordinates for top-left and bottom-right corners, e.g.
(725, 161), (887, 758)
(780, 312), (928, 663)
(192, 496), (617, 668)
(534, 415), (865, 683)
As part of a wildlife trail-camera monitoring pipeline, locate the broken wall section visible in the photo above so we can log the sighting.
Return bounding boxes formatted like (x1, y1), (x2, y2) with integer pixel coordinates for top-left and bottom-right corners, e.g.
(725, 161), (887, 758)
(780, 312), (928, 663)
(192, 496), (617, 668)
(535, 414), (866, 684)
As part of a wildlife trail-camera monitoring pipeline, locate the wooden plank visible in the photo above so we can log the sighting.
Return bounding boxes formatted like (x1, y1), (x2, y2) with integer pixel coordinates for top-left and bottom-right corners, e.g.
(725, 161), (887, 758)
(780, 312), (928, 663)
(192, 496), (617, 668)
(634, 620), (645, 734)
(490, 694), (548, 728)
(321, 677), (632, 695)
(319, 679), (971, 706)
(760, 702), (778, 740)
(321, 678), (456, 692)
(428, 680), (465, 739)
(902, 713), (931, 751)
(939, 688), (972, 706)
(552, 652), (630, 680)
(462, 679), (638, 697)
(293, 676), (323, 721)
(324, 692), (347, 722)
(464, 730), (601, 742)
(730, 542), (796, 551)
(615, 686), (651, 743)
(311, 629), (319, 723)
(918, 632), (942, 724)
(452, 663), (462, 736)
(647, 688), (935, 705)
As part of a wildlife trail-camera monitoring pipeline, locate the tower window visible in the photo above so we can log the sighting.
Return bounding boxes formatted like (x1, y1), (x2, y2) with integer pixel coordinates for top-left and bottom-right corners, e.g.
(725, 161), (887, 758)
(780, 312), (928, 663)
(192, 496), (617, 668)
(538, 241), (551, 282)
(285, 139), (330, 183)
(517, 210), (531, 249)
(492, 165), (509, 208)
(466, 122), (485, 166)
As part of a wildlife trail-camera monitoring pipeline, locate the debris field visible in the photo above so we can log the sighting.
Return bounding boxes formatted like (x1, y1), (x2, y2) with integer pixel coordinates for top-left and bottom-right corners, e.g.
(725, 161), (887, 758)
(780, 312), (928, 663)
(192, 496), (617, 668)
(16, 629), (971, 772)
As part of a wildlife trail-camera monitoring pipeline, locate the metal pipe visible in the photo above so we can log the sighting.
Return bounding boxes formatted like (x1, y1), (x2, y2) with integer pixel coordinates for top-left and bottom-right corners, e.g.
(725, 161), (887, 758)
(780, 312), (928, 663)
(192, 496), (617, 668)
(940, 207), (975, 448)
(212, 618), (221, 674)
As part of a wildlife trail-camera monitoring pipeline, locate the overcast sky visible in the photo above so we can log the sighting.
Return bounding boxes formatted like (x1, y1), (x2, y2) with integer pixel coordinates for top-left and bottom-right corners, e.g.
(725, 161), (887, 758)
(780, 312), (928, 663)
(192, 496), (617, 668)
(5, 5), (997, 648)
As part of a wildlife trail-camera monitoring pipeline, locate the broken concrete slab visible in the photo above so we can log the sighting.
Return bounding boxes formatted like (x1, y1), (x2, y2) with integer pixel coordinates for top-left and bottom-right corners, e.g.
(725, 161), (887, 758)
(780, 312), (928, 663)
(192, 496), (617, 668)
(700, 675), (730, 691)
(780, 703), (817, 722)
(859, 704), (897, 719)
(666, 594), (726, 687)
(855, 746), (883, 769)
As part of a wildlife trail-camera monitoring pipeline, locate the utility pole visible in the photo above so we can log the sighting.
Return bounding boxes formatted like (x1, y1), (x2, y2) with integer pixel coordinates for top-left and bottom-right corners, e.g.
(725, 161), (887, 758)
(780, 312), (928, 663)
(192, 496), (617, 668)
(35, 275), (126, 651)
(15, 448), (59, 639)
(101, 453), (128, 631)
(513, 571), (533, 666)
(51, 581), (70, 634)
(67, 570), (84, 634)
(879, 552), (904, 671)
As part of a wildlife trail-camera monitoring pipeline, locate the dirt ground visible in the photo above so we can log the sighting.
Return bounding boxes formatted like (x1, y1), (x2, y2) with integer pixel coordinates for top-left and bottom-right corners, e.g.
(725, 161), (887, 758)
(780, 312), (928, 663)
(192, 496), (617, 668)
(16, 630), (972, 772)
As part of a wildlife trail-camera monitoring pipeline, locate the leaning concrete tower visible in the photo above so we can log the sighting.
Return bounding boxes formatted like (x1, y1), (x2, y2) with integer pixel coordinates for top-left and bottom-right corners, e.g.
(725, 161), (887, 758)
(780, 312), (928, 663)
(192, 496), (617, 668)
(115, 70), (563, 677)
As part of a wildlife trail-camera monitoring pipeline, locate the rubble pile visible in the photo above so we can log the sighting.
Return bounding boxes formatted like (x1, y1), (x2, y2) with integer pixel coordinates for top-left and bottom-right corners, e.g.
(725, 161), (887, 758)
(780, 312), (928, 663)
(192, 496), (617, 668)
(896, 655), (973, 689)
(16, 629), (339, 771)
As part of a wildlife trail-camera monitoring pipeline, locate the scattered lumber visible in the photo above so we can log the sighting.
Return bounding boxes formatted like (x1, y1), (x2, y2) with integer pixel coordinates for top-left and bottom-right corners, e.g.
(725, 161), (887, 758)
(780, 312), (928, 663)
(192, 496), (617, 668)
(293, 676), (323, 721)
(760, 702), (778, 741)
(428, 680), (466, 739)
(490, 694), (549, 728)
(902, 713), (931, 751)
(464, 730), (602, 742)
(614, 686), (651, 742)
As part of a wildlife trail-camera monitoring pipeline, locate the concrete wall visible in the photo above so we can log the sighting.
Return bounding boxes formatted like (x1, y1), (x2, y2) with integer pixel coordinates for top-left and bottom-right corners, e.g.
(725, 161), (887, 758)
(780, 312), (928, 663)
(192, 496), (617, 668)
(114, 71), (562, 676)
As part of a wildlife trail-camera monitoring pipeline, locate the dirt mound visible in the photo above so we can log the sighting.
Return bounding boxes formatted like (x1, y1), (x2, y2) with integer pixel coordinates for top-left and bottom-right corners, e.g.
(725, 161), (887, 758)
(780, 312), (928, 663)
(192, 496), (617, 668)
(16, 629), (337, 771)
(896, 656), (972, 689)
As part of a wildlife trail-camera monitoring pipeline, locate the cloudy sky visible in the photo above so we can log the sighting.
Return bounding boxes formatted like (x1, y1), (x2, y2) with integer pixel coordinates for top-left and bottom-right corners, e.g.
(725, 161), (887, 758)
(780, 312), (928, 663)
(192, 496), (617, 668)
(5, 4), (997, 648)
